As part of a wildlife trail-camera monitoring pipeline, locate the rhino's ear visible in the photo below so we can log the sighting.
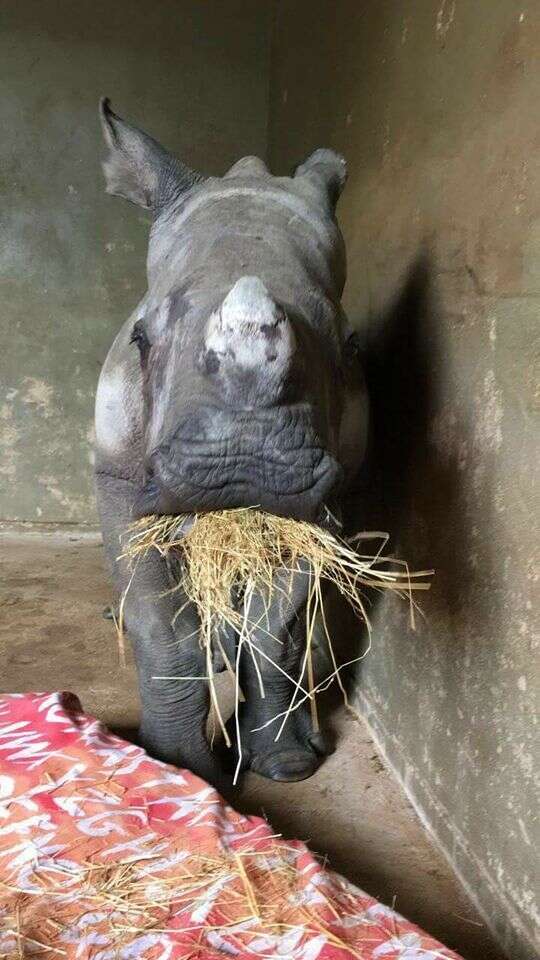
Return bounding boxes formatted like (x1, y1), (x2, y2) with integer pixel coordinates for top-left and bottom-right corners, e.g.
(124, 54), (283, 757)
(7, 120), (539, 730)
(99, 97), (203, 212)
(294, 148), (347, 208)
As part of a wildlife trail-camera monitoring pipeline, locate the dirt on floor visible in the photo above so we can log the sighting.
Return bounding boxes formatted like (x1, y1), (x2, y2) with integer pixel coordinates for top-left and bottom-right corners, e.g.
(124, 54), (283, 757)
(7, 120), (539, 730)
(0, 526), (506, 960)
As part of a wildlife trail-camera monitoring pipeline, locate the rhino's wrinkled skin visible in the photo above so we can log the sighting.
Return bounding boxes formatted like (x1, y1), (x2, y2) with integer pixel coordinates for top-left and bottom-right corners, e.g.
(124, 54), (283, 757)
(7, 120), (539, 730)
(94, 99), (368, 789)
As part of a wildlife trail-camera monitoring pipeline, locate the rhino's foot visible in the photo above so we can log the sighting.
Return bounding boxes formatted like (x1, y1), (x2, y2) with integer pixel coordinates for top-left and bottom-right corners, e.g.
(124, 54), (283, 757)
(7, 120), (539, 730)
(231, 708), (330, 782)
(250, 734), (327, 782)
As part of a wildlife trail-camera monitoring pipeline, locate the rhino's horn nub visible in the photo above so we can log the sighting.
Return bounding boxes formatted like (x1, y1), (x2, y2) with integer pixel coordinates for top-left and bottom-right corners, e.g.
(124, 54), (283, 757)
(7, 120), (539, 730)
(220, 276), (281, 329)
(204, 276), (296, 404)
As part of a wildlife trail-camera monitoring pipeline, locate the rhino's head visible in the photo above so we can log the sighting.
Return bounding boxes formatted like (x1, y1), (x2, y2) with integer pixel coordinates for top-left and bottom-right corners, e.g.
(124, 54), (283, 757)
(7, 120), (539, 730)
(100, 99), (352, 523)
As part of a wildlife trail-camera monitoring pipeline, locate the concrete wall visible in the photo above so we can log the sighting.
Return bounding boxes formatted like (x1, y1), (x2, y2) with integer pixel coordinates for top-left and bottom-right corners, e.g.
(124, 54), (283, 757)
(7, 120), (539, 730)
(2, 2), (537, 953)
(0, 0), (272, 523)
(269, 3), (539, 957)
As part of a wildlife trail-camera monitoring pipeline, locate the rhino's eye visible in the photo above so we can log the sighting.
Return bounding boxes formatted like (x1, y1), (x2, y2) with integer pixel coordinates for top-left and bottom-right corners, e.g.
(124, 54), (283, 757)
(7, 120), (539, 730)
(130, 322), (151, 358)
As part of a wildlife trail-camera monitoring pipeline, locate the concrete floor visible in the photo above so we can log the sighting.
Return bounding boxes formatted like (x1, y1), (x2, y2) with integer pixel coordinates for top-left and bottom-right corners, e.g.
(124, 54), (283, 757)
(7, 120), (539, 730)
(0, 527), (506, 960)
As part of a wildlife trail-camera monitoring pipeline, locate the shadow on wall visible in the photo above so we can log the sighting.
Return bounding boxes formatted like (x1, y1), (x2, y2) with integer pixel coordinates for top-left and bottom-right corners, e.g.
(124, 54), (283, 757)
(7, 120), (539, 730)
(322, 254), (436, 704)
(359, 252), (435, 536)
(330, 253), (438, 692)
(341, 247), (502, 688)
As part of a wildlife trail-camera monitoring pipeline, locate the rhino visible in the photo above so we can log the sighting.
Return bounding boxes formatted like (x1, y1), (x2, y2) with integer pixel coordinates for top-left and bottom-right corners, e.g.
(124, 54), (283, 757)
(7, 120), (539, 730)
(94, 99), (368, 789)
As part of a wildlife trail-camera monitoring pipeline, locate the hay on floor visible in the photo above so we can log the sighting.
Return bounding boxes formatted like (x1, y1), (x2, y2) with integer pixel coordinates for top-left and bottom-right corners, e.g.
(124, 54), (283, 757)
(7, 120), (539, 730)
(0, 841), (393, 960)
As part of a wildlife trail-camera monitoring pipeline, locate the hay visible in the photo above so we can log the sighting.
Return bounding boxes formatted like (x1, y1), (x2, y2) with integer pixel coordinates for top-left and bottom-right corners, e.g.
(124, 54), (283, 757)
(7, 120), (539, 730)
(0, 841), (409, 959)
(121, 509), (432, 781)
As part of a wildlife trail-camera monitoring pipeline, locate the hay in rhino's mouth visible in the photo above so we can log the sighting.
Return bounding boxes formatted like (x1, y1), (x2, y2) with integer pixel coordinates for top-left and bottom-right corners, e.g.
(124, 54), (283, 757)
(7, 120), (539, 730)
(120, 508), (433, 784)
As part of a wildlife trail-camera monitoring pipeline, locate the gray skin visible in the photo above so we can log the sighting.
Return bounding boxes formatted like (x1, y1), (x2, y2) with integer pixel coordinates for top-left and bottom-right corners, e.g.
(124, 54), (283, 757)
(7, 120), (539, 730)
(94, 98), (368, 790)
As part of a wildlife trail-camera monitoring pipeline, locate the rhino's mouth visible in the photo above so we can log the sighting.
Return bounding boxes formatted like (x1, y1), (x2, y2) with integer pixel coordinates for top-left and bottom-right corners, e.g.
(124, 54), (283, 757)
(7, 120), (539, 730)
(134, 404), (342, 521)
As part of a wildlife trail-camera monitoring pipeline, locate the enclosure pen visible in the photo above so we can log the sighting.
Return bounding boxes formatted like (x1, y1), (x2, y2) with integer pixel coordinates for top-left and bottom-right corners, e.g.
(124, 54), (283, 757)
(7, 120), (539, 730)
(121, 508), (432, 783)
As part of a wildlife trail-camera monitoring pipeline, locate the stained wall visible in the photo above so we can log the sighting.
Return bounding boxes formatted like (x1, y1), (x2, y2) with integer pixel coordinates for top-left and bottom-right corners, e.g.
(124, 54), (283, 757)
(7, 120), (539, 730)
(0, 0), (272, 521)
(269, 3), (539, 956)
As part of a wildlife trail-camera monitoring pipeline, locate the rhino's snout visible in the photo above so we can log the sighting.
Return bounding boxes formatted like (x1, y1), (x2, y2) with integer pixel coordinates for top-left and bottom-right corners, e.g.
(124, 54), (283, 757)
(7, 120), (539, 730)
(136, 403), (342, 521)
(201, 276), (296, 407)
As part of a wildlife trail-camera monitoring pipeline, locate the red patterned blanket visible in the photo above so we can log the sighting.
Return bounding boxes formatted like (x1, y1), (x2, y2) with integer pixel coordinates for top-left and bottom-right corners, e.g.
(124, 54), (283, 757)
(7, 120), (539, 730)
(0, 693), (462, 960)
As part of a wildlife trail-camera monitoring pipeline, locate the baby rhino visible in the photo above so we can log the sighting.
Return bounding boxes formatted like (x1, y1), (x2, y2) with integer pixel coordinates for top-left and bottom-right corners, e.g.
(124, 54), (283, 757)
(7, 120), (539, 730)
(94, 99), (367, 789)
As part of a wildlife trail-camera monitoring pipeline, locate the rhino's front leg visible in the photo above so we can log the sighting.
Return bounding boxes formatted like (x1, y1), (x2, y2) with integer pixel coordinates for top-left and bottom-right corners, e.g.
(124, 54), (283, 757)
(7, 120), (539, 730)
(96, 473), (227, 789)
(235, 564), (329, 782)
